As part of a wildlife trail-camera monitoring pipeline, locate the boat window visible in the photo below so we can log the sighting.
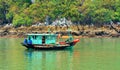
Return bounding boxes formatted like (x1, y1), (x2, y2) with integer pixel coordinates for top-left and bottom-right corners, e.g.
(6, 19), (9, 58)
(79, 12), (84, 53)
(28, 36), (31, 40)
(32, 36), (37, 40)
(32, 36), (34, 39)
(52, 36), (55, 39)
(42, 36), (46, 44)
(48, 36), (51, 39)
(35, 36), (37, 39)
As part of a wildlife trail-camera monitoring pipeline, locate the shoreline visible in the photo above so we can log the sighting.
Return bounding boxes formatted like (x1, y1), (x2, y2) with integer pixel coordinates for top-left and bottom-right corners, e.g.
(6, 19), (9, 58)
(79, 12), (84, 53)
(0, 25), (120, 38)
(0, 34), (119, 39)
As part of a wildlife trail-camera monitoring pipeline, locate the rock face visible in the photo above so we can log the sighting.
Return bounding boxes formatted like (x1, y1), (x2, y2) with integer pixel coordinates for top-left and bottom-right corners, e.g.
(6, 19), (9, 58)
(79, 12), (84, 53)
(48, 18), (72, 26)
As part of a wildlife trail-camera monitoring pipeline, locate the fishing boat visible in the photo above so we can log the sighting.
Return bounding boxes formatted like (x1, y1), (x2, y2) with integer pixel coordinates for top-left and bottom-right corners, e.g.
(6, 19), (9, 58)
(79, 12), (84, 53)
(21, 33), (79, 50)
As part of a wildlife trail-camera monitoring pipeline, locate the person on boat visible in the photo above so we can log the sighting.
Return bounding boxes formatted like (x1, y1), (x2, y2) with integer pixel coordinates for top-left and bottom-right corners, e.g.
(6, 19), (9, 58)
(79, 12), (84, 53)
(23, 38), (28, 44)
(65, 36), (73, 43)
(56, 33), (61, 44)
(65, 31), (73, 42)
(28, 37), (32, 44)
(57, 33), (61, 39)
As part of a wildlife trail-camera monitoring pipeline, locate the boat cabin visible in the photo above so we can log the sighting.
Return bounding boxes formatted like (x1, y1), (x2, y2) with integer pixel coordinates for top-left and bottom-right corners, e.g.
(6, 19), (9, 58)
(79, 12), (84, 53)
(26, 34), (57, 44)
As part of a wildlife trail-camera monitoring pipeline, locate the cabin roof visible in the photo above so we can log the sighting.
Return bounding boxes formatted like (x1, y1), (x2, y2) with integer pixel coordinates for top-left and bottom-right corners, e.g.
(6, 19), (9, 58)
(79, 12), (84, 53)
(27, 33), (56, 36)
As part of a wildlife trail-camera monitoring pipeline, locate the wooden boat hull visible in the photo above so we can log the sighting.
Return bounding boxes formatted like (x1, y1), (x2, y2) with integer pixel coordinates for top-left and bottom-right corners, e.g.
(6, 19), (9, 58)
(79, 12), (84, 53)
(21, 43), (73, 50)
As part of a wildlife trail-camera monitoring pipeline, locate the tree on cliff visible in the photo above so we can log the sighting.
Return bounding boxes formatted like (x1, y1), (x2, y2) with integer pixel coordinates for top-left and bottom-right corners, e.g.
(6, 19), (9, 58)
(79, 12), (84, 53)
(0, 0), (120, 27)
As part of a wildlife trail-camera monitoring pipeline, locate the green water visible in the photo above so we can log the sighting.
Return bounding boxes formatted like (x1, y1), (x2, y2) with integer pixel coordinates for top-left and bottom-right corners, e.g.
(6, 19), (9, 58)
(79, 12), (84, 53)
(0, 38), (120, 70)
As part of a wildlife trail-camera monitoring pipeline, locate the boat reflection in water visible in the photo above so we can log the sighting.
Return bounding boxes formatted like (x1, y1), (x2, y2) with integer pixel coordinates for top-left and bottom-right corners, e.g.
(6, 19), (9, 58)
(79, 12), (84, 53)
(24, 49), (74, 70)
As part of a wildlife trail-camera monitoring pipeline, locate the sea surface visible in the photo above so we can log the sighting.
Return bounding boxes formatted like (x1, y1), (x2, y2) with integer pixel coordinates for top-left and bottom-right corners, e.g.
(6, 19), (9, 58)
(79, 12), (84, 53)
(0, 38), (120, 70)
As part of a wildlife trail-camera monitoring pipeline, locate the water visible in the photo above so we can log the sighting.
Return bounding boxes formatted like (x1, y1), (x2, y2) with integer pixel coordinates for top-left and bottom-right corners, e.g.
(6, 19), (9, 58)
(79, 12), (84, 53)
(0, 38), (120, 70)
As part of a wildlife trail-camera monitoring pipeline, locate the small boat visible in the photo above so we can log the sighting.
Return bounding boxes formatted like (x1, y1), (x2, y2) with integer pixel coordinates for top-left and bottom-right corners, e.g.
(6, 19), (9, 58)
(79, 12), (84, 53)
(21, 33), (79, 50)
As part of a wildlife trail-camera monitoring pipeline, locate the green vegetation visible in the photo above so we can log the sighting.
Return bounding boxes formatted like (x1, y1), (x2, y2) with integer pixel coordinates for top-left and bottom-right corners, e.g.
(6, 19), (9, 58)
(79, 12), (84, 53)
(0, 0), (120, 27)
